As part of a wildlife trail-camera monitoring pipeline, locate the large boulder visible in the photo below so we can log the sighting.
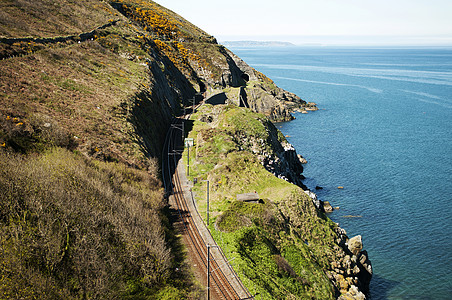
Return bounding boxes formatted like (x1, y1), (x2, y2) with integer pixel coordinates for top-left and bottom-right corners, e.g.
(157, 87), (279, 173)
(347, 235), (363, 256)
(297, 154), (307, 164)
(323, 201), (334, 212)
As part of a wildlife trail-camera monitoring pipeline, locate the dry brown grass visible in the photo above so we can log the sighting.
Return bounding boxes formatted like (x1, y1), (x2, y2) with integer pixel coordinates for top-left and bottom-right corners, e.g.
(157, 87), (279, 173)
(0, 147), (175, 298)
(0, 23), (162, 166)
(0, 0), (117, 38)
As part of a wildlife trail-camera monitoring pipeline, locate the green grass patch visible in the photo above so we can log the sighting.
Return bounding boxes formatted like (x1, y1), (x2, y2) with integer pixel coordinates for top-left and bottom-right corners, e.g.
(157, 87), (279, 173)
(183, 104), (339, 299)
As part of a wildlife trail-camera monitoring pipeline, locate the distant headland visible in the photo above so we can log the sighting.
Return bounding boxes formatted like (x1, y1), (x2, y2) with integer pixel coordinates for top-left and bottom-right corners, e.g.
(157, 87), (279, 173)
(222, 40), (296, 47)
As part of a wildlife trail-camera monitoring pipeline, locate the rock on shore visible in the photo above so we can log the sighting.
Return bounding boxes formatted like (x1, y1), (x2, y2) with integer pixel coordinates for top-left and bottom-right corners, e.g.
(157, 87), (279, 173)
(331, 233), (373, 299)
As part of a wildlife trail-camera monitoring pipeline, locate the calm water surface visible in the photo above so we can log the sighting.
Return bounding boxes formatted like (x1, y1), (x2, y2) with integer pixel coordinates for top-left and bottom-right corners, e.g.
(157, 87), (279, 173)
(230, 46), (452, 299)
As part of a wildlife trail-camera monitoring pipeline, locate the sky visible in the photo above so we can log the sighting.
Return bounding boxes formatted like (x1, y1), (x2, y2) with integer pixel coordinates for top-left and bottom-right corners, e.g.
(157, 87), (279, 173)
(155, 0), (452, 46)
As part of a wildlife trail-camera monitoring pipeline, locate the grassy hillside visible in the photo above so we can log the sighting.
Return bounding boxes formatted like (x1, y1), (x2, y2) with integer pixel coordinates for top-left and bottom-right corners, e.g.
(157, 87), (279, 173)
(0, 148), (191, 299)
(184, 105), (371, 299)
(0, 0), (116, 38)
(184, 105), (340, 299)
(0, 0), (202, 298)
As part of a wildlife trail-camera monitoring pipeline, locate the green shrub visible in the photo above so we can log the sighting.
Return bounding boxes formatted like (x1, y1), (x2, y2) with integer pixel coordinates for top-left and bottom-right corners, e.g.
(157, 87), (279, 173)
(186, 105), (338, 299)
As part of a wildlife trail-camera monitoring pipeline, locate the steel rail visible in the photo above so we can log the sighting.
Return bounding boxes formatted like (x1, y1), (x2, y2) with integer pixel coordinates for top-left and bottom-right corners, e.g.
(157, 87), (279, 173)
(161, 100), (252, 299)
(171, 153), (236, 299)
(167, 119), (236, 299)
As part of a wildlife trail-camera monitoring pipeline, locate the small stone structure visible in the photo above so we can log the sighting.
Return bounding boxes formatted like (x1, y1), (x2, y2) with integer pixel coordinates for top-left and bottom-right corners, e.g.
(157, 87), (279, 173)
(236, 192), (260, 203)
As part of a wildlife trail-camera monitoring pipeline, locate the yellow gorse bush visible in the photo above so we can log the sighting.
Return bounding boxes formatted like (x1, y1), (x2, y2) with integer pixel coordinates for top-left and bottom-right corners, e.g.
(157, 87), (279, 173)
(118, 0), (182, 40)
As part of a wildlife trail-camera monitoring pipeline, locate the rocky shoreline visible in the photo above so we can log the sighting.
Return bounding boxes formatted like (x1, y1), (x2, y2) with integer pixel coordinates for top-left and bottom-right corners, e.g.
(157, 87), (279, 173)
(220, 104), (373, 298)
(193, 104), (372, 299)
(271, 140), (373, 299)
(215, 101), (373, 298)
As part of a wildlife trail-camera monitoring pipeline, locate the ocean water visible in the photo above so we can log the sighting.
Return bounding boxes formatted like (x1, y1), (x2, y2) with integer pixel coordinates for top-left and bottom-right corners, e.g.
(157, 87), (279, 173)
(230, 46), (452, 299)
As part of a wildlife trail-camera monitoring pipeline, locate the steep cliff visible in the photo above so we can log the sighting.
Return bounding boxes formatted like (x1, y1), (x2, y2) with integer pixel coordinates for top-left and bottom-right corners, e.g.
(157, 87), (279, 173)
(109, 0), (311, 121)
(1, 0), (310, 163)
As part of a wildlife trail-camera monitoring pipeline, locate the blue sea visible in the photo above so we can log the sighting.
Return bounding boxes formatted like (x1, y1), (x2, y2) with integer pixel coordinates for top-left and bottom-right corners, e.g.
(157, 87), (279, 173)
(229, 46), (452, 299)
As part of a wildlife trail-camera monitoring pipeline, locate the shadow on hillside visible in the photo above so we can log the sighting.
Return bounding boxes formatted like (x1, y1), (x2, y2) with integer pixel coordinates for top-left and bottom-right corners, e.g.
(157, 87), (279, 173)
(127, 89), (171, 161)
(206, 92), (227, 105)
(160, 116), (195, 196)
(125, 41), (200, 165)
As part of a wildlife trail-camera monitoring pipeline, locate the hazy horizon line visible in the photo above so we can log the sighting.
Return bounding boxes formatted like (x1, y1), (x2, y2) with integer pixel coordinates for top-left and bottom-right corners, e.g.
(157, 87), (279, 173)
(217, 34), (452, 47)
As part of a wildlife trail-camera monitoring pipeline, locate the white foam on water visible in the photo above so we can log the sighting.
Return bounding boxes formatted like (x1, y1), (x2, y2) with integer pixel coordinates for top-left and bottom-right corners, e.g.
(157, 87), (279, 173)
(274, 76), (384, 94)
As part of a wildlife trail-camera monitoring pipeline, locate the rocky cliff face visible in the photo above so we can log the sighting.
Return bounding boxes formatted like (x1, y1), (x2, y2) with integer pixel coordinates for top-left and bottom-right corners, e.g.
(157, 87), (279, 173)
(231, 112), (373, 299)
(110, 0), (310, 121)
(334, 233), (373, 299)
(234, 120), (307, 188)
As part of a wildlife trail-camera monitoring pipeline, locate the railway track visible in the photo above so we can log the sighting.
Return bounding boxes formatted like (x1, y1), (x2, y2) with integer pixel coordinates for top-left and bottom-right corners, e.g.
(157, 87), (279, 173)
(162, 105), (252, 299)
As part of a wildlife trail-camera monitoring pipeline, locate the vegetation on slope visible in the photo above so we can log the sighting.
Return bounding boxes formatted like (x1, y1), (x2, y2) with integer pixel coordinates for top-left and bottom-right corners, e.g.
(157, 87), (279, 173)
(0, 0), (118, 38)
(109, 0), (224, 89)
(0, 0), (203, 298)
(111, 0), (215, 42)
(0, 147), (201, 299)
(185, 105), (343, 299)
(0, 20), (167, 166)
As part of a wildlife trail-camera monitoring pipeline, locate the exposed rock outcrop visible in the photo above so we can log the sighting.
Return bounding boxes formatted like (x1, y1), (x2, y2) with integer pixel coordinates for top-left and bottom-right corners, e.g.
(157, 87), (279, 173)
(185, 44), (314, 121)
(330, 231), (373, 298)
(324, 201), (334, 212)
(230, 118), (307, 189)
(302, 190), (372, 298)
(348, 235), (363, 256)
(298, 154), (308, 164)
(241, 83), (301, 122)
